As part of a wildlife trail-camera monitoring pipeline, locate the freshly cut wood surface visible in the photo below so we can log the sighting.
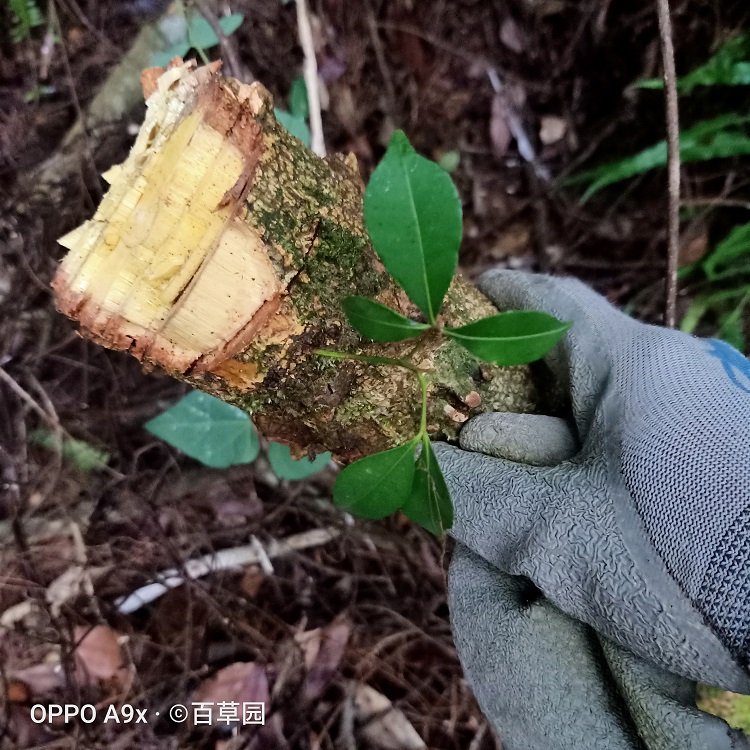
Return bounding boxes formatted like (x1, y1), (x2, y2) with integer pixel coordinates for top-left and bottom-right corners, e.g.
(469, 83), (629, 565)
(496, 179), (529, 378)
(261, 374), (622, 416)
(53, 61), (545, 461)
(55, 61), (278, 374)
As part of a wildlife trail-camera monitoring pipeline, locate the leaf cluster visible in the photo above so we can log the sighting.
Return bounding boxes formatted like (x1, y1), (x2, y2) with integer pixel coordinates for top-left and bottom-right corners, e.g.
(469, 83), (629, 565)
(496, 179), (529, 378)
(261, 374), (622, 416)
(349, 131), (570, 363)
(327, 131), (571, 534)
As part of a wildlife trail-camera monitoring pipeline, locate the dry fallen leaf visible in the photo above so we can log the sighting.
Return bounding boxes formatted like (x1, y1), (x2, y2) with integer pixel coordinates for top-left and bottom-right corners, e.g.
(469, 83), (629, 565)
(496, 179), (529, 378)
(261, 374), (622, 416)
(332, 85), (363, 136)
(489, 224), (531, 260)
(354, 684), (426, 750)
(398, 27), (428, 76)
(499, 17), (525, 54)
(490, 96), (512, 159)
(74, 625), (129, 690)
(10, 658), (65, 697)
(47, 564), (108, 616)
(192, 661), (269, 710)
(679, 224), (709, 266)
(240, 566), (266, 598)
(295, 619), (351, 701)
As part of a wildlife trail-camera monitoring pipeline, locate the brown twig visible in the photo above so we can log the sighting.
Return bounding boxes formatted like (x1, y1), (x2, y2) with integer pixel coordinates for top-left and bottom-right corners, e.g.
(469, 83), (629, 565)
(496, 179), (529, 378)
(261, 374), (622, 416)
(364, 0), (397, 115)
(193, 0), (244, 81)
(681, 197), (750, 211)
(655, 0), (680, 327)
(0, 367), (56, 427)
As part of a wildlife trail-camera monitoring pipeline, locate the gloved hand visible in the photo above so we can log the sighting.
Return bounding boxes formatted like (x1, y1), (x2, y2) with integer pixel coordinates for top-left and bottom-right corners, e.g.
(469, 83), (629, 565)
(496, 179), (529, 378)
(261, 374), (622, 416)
(436, 270), (750, 750)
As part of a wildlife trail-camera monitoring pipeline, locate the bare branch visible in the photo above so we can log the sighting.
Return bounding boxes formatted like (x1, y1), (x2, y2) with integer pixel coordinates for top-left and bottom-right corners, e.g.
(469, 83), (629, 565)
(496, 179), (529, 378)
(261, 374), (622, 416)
(655, 0), (680, 327)
(193, 0), (247, 82)
(296, 0), (326, 157)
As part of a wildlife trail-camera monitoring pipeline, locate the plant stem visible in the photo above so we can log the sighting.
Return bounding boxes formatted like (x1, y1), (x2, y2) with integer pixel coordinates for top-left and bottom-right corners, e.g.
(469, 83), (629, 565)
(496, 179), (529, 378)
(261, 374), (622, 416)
(417, 371), (428, 438)
(181, 0), (211, 65)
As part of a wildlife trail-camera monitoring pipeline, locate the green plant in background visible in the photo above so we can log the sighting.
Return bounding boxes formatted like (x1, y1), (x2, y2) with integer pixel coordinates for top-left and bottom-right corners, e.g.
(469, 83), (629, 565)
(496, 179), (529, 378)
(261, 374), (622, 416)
(569, 113), (750, 201)
(275, 76), (312, 148)
(8, 0), (43, 42)
(29, 429), (110, 472)
(151, 6), (311, 146)
(567, 35), (750, 201)
(679, 222), (750, 350)
(146, 132), (570, 535)
(636, 34), (750, 93)
(567, 33), (750, 352)
(146, 391), (260, 469)
(150, 9), (244, 68)
(317, 131), (570, 535)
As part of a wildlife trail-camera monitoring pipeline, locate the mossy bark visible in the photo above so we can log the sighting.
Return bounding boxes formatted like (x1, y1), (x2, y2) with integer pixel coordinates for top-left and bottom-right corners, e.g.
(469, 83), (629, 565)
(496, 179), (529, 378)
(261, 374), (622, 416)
(53, 62), (550, 463)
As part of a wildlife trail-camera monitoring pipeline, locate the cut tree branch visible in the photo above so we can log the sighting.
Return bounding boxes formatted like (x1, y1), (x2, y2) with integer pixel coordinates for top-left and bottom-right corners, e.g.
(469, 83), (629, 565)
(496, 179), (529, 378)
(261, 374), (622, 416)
(52, 61), (550, 462)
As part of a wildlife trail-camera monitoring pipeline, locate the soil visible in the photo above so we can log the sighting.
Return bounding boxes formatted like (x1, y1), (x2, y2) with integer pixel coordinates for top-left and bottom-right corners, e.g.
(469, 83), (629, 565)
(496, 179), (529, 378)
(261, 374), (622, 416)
(1, 1), (749, 748)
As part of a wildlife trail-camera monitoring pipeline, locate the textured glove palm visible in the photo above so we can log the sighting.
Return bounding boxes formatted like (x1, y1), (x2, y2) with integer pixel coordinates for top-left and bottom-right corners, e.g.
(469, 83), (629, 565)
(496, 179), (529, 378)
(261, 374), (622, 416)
(437, 270), (750, 750)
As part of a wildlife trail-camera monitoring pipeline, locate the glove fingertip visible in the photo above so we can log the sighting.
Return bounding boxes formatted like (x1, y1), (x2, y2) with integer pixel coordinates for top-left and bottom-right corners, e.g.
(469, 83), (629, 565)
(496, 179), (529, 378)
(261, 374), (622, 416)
(459, 413), (578, 465)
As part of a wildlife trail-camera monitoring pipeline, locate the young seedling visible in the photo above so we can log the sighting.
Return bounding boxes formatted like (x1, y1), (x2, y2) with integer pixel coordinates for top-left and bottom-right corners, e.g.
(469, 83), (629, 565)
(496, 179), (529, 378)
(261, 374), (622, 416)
(318, 131), (571, 535)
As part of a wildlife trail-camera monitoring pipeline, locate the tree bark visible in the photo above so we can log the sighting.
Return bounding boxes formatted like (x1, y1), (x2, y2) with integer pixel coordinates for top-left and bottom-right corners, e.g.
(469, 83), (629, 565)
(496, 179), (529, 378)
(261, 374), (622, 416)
(52, 61), (550, 462)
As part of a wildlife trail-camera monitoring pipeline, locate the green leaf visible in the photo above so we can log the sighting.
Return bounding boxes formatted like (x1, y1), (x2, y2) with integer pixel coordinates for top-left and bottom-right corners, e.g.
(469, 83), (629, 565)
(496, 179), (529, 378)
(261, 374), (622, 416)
(333, 438), (419, 519)
(364, 130), (462, 324)
(703, 222), (750, 279)
(29, 430), (110, 472)
(680, 287), (750, 334)
(718, 311), (746, 352)
(401, 438), (453, 536)
(698, 260), (750, 283)
(636, 35), (750, 93)
(145, 391), (259, 468)
(289, 76), (309, 119)
(187, 13), (244, 51)
(268, 442), (331, 480)
(10, 0), (44, 42)
(275, 108), (312, 147)
(342, 296), (430, 342)
(218, 13), (244, 35)
(151, 42), (191, 68)
(568, 114), (750, 201)
(445, 311), (572, 366)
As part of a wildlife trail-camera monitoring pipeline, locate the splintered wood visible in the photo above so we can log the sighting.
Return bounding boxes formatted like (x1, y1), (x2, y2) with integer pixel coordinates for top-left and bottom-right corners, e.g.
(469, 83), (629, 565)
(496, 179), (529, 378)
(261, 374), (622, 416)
(54, 61), (281, 374)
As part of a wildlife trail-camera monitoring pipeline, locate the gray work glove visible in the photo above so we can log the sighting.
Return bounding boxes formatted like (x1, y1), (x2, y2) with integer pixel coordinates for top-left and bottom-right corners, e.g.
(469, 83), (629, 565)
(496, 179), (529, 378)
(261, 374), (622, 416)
(436, 270), (750, 750)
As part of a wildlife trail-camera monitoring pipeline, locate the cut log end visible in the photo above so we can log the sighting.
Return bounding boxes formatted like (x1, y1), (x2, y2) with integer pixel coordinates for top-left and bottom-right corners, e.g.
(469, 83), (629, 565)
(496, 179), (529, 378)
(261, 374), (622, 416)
(53, 60), (284, 375)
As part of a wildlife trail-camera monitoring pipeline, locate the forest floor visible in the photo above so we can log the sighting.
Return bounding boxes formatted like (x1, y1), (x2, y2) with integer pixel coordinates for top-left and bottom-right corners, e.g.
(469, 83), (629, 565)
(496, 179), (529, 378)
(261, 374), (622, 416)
(1, 0), (750, 748)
